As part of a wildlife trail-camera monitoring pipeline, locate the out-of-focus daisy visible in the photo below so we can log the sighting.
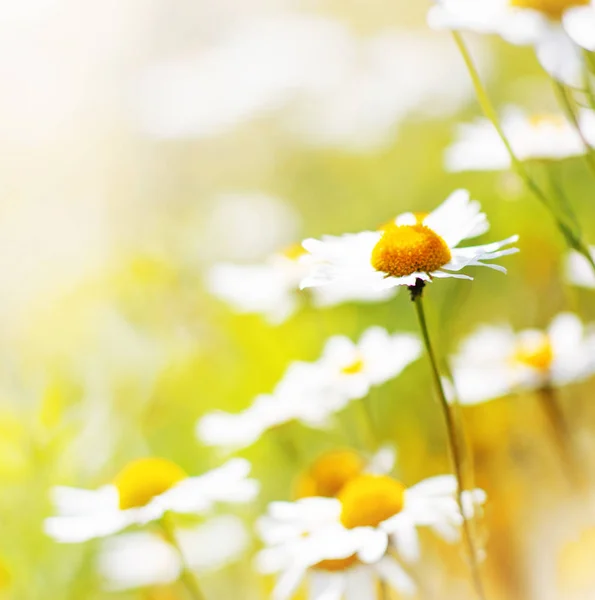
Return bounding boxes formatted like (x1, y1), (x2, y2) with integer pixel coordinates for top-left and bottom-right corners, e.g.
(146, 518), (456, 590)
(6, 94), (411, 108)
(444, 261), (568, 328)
(446, 108), (595, 172)
(98, 515), (250, 591)
(293, 446), (397, 499)
(257, 474), (486, 599)
(197, 327), (419, 451)
(208, 246), (396, 325)
(300, 189), (518, 292)
(451, 312), (595, 405)
(197, 361), (347, 451)
(314, 327), (421, 402)
(566, 246), (595, 289)
(44, 458), (258, 543)
(428, 0), (593, 85)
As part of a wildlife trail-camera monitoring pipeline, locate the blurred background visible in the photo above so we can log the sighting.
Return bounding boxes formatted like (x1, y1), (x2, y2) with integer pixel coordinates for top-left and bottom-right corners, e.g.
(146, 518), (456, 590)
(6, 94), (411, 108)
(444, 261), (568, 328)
(3, 0), (595, 599)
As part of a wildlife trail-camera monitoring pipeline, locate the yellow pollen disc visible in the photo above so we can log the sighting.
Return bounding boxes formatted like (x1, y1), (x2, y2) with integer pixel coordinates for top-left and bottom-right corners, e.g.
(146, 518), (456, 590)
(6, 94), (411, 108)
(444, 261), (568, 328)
(314, 555), (359, 572)
(513, 335), (553, 372)
(113, 458), (187, 510)
(371, 223), (451, 278)
(281, 243), (308, 261)
(509, 0), (588, 20)
(341, 357), (365, 375)
(294, 450), (365, 498)
(338, 474), (405, 529)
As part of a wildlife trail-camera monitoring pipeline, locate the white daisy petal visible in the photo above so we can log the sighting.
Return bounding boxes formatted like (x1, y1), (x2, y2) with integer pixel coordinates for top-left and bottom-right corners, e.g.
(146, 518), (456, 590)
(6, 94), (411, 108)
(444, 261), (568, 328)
(376, 555), (417, 596)
(345, 567), (376, 600)
(563, 5), (595, 51)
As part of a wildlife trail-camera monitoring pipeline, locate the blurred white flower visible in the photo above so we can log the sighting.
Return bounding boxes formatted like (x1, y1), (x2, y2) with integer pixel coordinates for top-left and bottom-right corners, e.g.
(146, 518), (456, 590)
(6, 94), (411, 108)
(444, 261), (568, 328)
(566, 246), (595, 289)
(198, 193), (302, 263)
(208, 247), (396, 325)
(257, 474), (486, 599)
(197, 328), (419, 451)
(98, 515), (250, 590)
(446, 108), (595, 171)
(135, 14), (486, 150)
(44, 458), (258, 543)
(313, 327), (421, 401)
(301, 189), (519, 291)
(428, 0), (591, 85)
(451, 313), (595, 404)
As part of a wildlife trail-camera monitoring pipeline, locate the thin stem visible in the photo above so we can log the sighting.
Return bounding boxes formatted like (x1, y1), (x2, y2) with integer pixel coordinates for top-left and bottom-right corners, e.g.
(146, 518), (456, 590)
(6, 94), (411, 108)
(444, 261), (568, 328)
(410, 284), (487, 600)
(552, 80), (595, 178)
(537, 385), (585, 491)
(379, 580), (390, 600)
(160, 514), (207, 600)
(451, 32), (595, 273)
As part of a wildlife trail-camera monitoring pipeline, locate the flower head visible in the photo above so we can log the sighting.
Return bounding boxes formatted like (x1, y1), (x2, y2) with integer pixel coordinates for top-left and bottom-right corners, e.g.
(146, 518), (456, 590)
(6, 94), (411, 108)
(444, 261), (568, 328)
(428, 0), (594, 84)
(44, 458), (258, 543)
(197, 328), (419, 451)
(301, 190), (518, 291)
(451, 313), (595, 404)
(257, 474), (486, 599)
(446, 107), (595, 172)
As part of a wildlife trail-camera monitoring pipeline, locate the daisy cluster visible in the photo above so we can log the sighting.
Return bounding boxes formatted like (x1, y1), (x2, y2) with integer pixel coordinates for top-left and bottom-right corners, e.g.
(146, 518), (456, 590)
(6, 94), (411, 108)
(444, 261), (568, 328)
(31, 2), (595, 599)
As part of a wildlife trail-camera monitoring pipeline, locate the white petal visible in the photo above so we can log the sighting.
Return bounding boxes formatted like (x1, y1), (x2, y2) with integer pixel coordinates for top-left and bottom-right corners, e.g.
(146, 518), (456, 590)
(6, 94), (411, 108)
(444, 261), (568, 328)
(44, 512), (134, 543)
(345, 567), (376, 600)
(563, 5), (595, 51)
(535, 27), (583, 87)
(309, 571), (345, 600)
(375, 556), (417, 596)
(50, 485), (119, 516)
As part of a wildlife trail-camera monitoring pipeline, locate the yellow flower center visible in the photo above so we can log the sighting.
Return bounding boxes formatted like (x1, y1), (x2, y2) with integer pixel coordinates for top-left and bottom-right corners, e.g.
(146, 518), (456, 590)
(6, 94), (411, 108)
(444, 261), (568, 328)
(341, 357), (365, 375)
(294, 450), (365, 499)
(509, 0), (589, 20)
(512, 334), (554, 372)
(281, 243), (308, 261)
(371, 223), (451, 278)
(314, 555), (359, 572)
(338, 474), (405, 529)
(113, 458), (187, 510)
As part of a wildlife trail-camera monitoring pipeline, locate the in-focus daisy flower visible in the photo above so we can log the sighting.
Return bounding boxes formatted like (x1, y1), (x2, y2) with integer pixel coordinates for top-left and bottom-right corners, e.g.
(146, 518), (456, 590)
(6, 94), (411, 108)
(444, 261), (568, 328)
(428, 0), (593, 84)
(293, 446), (397, 499)
(97, 515), (250, 591)
(445, 108), (595, 172)
(451, 313), (595, 405)
(197, 327), (419, 451)
(257, 474), (486, 600)
(44, 458), (258, 543)
(566, 246), (595, 289)
(208, 245), (396, 325)
(300, 189), (519, 291)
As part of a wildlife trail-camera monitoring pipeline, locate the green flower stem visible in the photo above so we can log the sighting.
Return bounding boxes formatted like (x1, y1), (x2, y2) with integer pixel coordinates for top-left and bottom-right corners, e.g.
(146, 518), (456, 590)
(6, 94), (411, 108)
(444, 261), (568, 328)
(537, 385), (585, 491)
(452, 32), (595, 273)
(160, 514), (207, 600)
(410, 284), (487, 600)
(552, 80), (595, 178)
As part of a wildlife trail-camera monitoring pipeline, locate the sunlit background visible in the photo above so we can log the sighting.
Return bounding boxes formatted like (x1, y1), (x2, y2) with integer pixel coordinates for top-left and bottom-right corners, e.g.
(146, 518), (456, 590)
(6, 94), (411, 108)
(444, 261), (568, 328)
(3, 1), (595, 599)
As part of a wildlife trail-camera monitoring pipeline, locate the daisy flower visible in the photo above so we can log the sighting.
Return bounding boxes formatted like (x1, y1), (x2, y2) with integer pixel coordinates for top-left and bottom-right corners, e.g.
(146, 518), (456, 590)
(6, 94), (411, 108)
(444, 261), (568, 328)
(451, 312), (595, 405)
(445, 107), (595, 172)
(44, 458), (259, 543)
(197, 327), (419, 451)
(97, 515), (250, 591)
(314, 327), (421, 402)
(300, 189), (519, 291)
(207, 245), (396, 325)
(257, 473), (486, 600)
(196, 361), (348, 451)
(566, 246), (595, 289)
(428, 0), (594, 85)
